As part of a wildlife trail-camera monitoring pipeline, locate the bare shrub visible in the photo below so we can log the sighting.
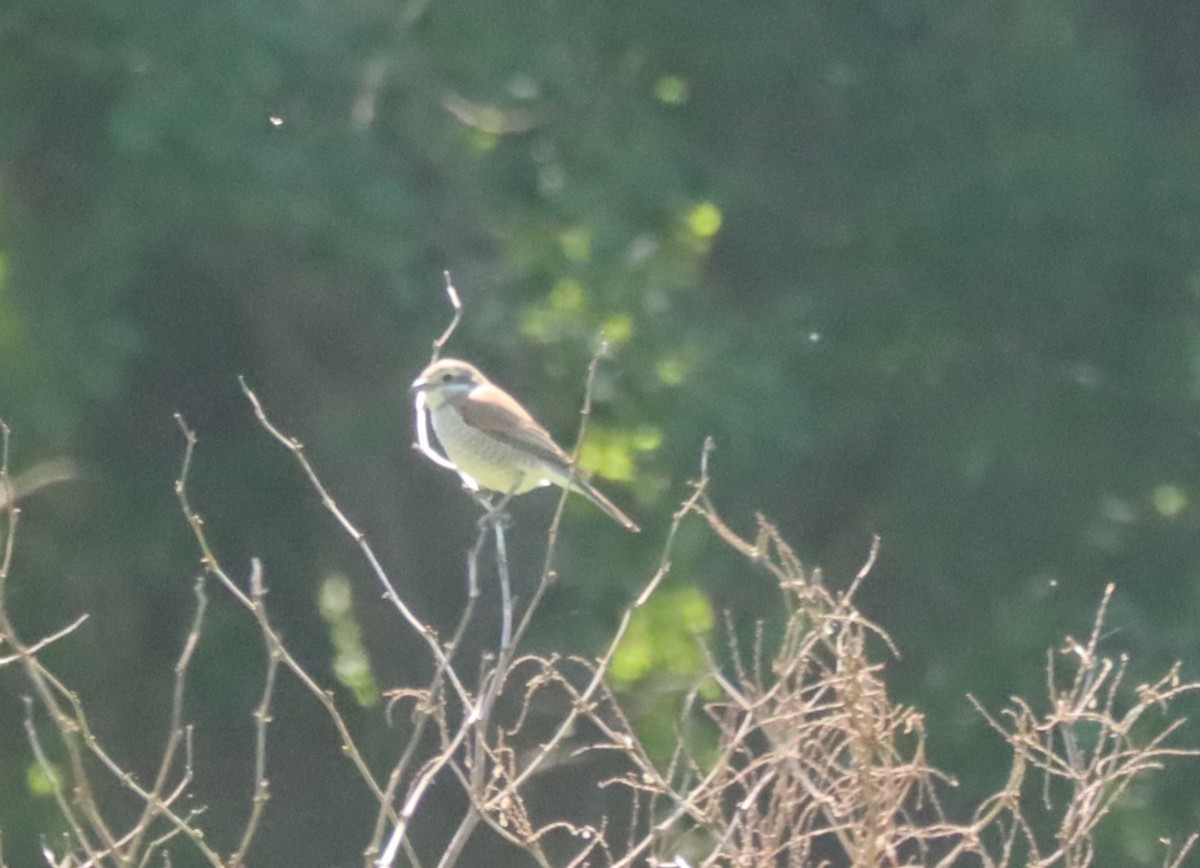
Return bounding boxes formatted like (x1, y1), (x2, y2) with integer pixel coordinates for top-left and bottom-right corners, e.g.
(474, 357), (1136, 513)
(1, 289), (1196, 866)
(1, 407), (1197, 867)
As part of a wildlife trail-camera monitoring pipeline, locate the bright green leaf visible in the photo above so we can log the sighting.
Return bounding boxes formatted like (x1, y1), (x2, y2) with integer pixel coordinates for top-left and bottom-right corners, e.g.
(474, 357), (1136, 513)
(685, 202), (722, 239)
(601, 312), (634, 345)
(27, 762), (60, 797)
(1153, 485), (1187, 518)
(654, 76), (689, 105)
(319, 574), (380, 707)
(610, 586), (714, 688)
(550, 278), (586, 313)
(656, 355), (690, 386)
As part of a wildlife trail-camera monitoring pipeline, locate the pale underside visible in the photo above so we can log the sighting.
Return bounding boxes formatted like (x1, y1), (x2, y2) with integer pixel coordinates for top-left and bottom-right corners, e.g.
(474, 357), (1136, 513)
(429, 399), (567, 494)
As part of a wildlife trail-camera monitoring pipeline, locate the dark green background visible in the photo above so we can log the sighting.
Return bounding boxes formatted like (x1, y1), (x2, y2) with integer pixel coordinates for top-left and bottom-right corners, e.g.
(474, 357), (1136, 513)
(2, 0), (1200, 864)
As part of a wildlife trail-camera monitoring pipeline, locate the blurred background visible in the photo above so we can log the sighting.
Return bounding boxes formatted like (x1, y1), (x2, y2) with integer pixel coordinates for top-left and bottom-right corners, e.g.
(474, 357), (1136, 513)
(3, 0), (1200, 863)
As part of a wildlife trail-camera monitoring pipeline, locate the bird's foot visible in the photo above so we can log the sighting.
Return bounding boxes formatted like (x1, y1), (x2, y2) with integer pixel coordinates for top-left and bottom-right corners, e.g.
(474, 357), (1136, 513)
(472, 492), (513, 530)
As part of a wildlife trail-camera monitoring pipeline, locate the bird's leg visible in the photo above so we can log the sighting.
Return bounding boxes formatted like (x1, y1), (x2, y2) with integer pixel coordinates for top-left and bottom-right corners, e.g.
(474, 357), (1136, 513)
(471, 488), (517, 532)
(470, 491), (499, 530)
(471, 487), (518, 648)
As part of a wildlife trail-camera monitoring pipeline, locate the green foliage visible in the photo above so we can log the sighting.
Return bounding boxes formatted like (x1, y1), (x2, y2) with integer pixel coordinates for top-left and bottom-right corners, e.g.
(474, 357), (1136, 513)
(25, 762), (59, 798)
(610, 584), (714, 685)
(609, 584), (721, 765)
(320, 574), (380, 707)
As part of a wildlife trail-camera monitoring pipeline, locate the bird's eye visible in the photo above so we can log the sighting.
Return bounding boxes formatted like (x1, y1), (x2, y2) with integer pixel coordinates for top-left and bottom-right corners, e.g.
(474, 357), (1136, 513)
(441, 372), (454, 383)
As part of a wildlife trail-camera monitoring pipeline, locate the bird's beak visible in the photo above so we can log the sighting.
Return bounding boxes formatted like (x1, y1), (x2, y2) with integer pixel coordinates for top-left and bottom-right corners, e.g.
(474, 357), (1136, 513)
(409, 374), (431, 395)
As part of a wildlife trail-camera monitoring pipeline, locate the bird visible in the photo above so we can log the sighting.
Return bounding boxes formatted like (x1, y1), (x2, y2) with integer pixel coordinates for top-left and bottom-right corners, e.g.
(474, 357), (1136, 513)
(410, 358), (640, 532)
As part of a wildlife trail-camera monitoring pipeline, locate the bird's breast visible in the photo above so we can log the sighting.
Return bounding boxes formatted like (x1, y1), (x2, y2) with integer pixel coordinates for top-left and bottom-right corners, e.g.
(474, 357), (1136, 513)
(430, 404), (547, 494)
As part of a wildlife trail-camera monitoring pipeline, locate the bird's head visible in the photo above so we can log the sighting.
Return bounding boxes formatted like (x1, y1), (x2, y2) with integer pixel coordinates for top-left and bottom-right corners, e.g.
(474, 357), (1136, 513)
(410, 358), (487, 409)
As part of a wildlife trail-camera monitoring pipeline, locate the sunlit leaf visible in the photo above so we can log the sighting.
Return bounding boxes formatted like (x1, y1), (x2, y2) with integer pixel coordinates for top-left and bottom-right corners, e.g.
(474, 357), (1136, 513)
(685, 202), (722, 239)
(610, 586), (714, 688)
(654, 76), (689, 105)
(550, 278), (586, 313)
(26, 763), (60, 797)
(601, 312), (634, 345)
(656, 354), (690, 386)
(319, 574), (380, 707)
(1153, 485), (1187, 518)
(579, 424), (661, 483)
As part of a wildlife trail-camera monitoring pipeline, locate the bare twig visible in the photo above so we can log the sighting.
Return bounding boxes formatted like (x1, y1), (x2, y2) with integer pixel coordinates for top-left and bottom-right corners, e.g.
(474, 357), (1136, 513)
(0, 614), (89, 667)
(237, 386), (472, 710)
(431, 271), (464, 363)
(123, 575), (209, 861)
(414, 273), (468, 474)
(367, 517), (486, 860)
(229, 562), (282, 866)
(174, 415), (394, 817)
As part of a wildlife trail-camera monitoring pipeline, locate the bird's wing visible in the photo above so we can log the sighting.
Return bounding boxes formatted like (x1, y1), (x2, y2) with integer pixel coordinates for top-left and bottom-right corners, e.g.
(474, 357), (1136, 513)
(457, 384), (574, 468)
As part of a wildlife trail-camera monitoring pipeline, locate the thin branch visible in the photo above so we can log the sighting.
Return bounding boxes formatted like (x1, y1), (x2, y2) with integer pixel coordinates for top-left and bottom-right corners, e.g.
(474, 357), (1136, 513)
(237, 385), (472, 709)
(230, 561), (282, 866)
(174, 415), (394, 817)
(414, 273), (467, 472)
(123, 575), (209, 861)
(430, 271), (464, 362)
(0, 614), (89, 667)
(484, 435), (711, 814)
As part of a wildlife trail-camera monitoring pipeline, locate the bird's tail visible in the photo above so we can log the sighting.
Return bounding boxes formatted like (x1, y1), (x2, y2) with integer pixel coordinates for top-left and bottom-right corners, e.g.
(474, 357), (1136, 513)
(571, 477), (640, 533)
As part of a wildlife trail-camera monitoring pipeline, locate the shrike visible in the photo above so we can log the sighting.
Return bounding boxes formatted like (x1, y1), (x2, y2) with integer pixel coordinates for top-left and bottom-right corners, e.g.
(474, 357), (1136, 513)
(411, 359), (639, 532)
